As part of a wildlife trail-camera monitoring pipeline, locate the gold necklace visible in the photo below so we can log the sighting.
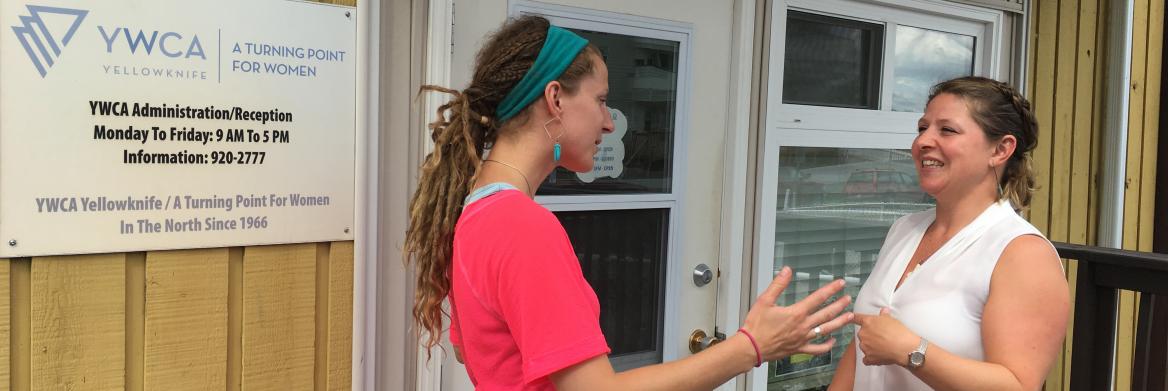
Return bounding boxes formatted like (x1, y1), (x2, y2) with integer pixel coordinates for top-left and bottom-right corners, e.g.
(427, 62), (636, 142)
(483, 159), (533, 196)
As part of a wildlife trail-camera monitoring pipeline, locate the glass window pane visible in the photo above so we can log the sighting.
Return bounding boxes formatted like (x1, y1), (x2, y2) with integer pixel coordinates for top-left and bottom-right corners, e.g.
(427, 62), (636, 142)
(555, 208), (669, 371)
(892, 25), (975, 112)
(782, 11), (884, 109)
(768, 147), (935, 390)
(538, 29), (678, 195)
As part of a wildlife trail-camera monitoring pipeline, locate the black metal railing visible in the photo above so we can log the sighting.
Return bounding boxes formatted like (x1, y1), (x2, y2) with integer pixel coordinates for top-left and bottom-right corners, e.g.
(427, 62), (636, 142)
(1054, 241), (1168, 391)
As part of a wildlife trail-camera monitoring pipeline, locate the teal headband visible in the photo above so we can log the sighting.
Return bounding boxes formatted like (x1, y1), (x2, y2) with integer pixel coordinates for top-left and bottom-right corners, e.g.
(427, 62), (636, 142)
(495, 25), (589, 122)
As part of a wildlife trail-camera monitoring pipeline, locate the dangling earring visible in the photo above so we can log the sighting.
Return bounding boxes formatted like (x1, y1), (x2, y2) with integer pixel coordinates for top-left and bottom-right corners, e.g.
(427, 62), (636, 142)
(991, 162), (1004, 200)
(543, 116), (565, 162)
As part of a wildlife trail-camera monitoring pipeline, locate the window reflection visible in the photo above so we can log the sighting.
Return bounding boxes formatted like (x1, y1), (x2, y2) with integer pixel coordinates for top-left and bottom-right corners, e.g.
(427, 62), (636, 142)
(782, 11), (884, 110)
(768, 147), (934, 390)
(892, 25), (975, 112)
(539, 30), (678, 195)
(555, 208), (668, 371)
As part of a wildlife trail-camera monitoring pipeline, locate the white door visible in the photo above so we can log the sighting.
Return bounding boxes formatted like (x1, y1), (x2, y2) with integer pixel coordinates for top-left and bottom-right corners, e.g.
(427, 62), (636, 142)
(751, 0), (1009, 390)
(432, 1), (743, 390)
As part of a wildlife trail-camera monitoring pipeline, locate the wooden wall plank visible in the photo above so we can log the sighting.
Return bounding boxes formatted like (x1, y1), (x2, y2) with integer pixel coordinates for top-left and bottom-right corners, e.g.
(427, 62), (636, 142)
(1031, 5), (1058, 390)
(1049, 20), (1076, 388)
(1, 259), (9, 389)
(243, 244), (316, 390)
(1028, 0), (1039, 98)
(327, 241), (354, 391)
(1047, 0), (1099, 386)
(127, 253), (145, 391)
(228, 248), (243, 391)
(1050, 0), (1079, 245)
(1071, 0), (1099, 247)
(1139, 0), (1164, 253)
(1125, 0), (1150, 253)
(316, 243), (329, 391)
(1031, 0), (1060, 233)
(143, 249), (229, 391)
(31, 254), (126, 390)
(1087, 0), (1109, 257)
(11, 259), (30, 391)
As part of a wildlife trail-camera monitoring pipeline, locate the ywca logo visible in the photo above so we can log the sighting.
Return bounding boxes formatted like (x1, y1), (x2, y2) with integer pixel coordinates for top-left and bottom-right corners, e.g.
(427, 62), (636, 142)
(10, 5), (88, 77)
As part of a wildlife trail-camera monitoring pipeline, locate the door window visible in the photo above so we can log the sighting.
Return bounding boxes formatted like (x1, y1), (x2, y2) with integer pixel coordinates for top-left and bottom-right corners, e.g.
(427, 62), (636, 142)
(539, 31), (679, 195)
(556, 208), (669, 369)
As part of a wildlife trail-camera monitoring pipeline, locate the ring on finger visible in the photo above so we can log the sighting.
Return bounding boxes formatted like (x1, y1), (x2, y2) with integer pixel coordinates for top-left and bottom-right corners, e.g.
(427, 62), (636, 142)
(812, 326), (822, 339)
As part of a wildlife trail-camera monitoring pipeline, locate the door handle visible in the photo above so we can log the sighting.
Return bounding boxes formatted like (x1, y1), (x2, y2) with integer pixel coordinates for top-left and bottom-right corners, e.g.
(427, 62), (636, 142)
(693, 263), (714, 287)
(689, 329), (727, 354)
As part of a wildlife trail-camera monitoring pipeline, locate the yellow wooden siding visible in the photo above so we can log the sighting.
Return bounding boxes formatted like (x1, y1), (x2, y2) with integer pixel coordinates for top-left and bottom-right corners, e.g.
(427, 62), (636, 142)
(1051, 0), (1079, 247)
(128, 253), (145, 391)
(1071, 0), (1100, 249)
(1143, 0), (1165, 253)
(243, 244), (318, 390)
(1030, 0), (1073, 387)
(1030, 0), (1163, 389)
(1030, 0), (1058, 235)
(143, 249), (229, 390)
(11, 259), (30, 391)
(228, 247), (243, 391)
(1, 242), (352, 390)
(31, 254), (126, 390)
(1, 259), (9, 389)
(317, 244), (330, 391)
(327, 242), (354, 391)
(1030, 0), (1095, 388)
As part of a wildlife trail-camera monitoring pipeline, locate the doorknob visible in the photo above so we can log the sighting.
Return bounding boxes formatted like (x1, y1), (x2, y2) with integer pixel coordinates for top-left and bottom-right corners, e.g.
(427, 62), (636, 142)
(689, 329), (726, 354)
(693, 263), (714, 287)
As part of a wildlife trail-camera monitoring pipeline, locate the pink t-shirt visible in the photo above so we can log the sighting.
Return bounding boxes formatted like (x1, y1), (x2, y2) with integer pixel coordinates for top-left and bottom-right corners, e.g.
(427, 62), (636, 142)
(450, 189), (610, 390)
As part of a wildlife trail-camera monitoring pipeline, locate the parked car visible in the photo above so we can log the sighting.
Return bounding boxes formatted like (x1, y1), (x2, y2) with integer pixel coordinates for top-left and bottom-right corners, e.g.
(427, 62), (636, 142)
(842, 169), (925, 203)
(778, 166), (825, 208)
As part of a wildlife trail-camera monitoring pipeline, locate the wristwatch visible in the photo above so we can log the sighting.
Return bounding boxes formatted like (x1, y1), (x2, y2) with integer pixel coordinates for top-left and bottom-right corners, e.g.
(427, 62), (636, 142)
(907, 338), (928, 369)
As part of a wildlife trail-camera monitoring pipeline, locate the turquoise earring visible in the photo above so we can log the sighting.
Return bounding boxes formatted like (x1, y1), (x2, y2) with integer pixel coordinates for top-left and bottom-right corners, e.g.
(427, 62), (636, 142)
(543, 116), (565, 162)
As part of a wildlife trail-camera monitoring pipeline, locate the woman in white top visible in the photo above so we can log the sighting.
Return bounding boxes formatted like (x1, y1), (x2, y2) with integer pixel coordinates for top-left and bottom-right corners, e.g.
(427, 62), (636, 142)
(827, 77), (1070, 390)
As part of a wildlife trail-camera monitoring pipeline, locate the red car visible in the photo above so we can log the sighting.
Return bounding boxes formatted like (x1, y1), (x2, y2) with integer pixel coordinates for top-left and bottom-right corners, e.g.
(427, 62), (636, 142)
(843, 169), (925, 203)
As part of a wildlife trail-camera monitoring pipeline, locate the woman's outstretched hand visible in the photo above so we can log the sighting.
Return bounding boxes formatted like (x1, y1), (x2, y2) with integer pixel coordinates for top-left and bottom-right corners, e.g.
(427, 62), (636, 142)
(740, 266), (853, 361)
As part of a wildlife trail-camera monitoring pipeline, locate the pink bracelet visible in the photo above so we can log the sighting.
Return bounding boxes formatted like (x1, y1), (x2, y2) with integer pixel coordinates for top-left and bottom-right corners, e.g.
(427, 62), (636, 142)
(737, 327), (762, 368)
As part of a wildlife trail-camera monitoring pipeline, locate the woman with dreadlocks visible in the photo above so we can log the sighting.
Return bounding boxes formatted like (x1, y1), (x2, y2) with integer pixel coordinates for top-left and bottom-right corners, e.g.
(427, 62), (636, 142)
(404, 15), (853, 390)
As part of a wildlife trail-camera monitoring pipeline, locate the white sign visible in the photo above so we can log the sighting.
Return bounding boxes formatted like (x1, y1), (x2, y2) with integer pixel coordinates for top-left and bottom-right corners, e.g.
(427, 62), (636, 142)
(0, 0), (356, 256)
(577, 107), (627, 183)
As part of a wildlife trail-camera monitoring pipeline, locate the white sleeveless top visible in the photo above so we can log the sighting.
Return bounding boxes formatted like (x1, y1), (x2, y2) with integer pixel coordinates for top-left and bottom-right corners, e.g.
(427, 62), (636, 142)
(851, 201), (1051, 390)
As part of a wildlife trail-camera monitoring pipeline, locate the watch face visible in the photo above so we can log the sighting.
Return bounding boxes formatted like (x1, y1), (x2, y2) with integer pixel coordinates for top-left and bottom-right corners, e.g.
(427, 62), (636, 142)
(909, 352), (925, 367)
